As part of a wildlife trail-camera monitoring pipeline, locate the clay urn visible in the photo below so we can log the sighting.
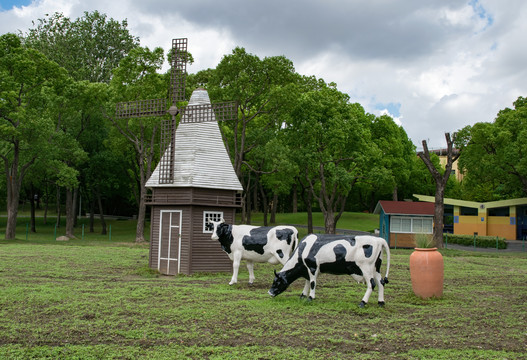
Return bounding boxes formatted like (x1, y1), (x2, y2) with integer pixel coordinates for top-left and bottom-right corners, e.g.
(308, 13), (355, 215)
(409, 247), (444, 299)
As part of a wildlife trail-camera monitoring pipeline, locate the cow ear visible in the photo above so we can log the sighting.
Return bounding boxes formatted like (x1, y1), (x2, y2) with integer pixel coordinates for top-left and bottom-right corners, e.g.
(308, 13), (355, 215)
(274, 269), (278, 277)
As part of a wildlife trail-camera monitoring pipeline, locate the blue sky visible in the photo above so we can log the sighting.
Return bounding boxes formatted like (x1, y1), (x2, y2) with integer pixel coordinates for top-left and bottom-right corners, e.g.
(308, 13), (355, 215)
(1, 0), (526, 150)
(0, 0), (31, 11)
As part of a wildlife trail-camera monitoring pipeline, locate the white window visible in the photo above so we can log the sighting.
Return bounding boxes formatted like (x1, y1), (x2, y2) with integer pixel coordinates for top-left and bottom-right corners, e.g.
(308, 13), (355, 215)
(203, 211), (223, 233)
(390, 216), (433, 234)
(391, 217), (402, 232)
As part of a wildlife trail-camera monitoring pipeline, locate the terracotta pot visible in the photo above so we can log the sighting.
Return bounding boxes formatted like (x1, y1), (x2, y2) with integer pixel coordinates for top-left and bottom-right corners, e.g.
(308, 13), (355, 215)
(409, 248), (444, 299)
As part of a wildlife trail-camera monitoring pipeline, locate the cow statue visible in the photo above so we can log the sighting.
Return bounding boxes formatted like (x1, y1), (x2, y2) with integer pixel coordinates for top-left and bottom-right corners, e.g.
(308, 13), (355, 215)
(207, 220), (299, 285)
(268, 234), (390, 307)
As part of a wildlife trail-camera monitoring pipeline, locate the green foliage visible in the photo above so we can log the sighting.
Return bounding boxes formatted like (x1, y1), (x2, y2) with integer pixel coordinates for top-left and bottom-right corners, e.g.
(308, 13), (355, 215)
(415, 233), (434, 248)
(458, 96), (527, 200)
(24, 11), (139, 83)
(444, 233), (508, 249)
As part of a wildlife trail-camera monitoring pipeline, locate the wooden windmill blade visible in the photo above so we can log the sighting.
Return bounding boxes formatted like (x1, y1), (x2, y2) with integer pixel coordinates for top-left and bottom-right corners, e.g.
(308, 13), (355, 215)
(170, 38), (188, 103)
(180, 101), (238, 123)
(115, 98), (168, 119)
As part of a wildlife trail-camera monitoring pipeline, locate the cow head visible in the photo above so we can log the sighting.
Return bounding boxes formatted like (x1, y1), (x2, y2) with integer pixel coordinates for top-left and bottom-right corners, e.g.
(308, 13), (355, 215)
(268, 270), (290, 297)
(209, 219), (228, 241)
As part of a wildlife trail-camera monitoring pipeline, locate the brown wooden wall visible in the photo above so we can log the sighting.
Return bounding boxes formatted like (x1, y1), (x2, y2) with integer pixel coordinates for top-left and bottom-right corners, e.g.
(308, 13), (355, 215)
(389, 233), (417, 248)
(148, 187), (240, 207)
(189, 205), (234, 274)
(148, 187), (239, 275)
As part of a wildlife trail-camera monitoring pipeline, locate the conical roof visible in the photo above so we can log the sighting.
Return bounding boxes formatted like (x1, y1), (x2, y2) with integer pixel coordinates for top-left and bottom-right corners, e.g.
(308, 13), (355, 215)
(146, 89), (243, 191)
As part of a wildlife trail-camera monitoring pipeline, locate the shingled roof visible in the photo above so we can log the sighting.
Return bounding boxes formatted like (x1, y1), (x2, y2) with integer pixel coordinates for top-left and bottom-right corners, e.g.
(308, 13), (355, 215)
(374, 200), (434, 216)
(146, 89), (243, 191)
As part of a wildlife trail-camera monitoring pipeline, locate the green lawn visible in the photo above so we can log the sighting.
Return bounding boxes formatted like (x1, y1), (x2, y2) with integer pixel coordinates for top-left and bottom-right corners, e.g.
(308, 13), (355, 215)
(0, 216), (526, 359)
(1, 211), (378, 243)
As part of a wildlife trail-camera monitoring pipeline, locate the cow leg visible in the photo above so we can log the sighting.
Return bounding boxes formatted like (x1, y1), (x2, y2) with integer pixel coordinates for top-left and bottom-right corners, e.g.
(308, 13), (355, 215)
(246, 261), (255, 284)
(229, 251), (242, 285)
(374, 271), (385, 306)
(359, 270), (375, 308)
(307, 271), (319, 300)
(300, 280), (310, 299)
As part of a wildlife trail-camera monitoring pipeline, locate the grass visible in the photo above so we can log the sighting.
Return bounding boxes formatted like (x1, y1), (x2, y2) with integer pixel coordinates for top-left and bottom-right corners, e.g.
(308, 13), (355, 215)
(1, 213), (527, 359)
(246, 211), (379, 239)
(0, 213), (149, 244)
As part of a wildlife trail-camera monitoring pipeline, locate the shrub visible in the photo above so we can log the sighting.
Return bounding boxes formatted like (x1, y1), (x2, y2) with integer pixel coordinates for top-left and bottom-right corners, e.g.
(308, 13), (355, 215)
(443, 234), (507, 249)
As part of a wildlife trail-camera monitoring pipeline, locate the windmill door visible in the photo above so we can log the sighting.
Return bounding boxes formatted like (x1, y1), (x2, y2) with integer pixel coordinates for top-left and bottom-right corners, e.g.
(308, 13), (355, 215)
(158, 210), (182, 275)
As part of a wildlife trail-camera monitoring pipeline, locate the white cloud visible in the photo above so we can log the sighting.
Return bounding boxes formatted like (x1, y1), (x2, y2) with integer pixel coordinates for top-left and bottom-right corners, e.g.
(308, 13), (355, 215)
(1, 0), (526, 150)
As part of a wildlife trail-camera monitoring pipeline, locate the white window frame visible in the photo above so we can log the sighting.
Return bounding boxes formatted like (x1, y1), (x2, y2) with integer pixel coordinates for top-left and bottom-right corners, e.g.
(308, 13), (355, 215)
(390, 216), (433, 234)
(203, 211), (223, 233)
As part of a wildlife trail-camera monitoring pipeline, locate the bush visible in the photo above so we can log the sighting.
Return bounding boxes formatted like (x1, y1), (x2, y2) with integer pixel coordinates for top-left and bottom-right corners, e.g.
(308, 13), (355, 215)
(443, 234), (508, 249)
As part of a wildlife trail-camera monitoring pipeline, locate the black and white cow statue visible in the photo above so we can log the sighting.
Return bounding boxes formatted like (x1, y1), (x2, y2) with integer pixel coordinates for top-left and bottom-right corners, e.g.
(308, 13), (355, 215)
(207, 220), (299, 285)
(268, 234), (390, 307)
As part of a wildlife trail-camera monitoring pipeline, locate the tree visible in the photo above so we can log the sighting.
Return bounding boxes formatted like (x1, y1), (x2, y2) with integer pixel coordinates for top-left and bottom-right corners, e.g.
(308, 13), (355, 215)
(286, 80), (379, 234)
(359, 114), (416, 211)
(457, 97), (527, 200)
(108, 46), (166, 242)
(24, 11), (139, 83)
(23, 11), (139, 237)
(418, 133), (460, 248)
(0, 33), (66, 239)
(204, 47), (297, 222)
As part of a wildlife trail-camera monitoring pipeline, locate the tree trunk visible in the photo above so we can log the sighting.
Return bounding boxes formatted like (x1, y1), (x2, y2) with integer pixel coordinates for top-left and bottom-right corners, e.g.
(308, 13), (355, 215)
(300, 182), (314, 234)
(135, 190), (146, 242)
(392, 186), (398, 201)
(418, 133), (460, 249)
(65, 188), (75, 238)
(246, 182), (252, 225)
(241, 176), (250, 224)
(4, 154), (21, 240)
(270, 193), (278, 224)
(96, 186), (107, 235)
(324, 209), (337, 234)
(259, 183), (269, 226)
(433, 181), (446, 247)
(30, 191), (36, 233)
(73, 187), (79, 227)
(56, 185), (61, 228)
(89, 193), (95, 233)
(292, 183), (298, 213)
(43, 183), (49, 225)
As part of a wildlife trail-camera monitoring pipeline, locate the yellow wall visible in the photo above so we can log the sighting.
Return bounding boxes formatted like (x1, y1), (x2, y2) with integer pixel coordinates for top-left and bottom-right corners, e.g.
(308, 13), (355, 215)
(438, 155), (464, 182)
(453, 205), (517, 240)
(487, 217), (516, 240)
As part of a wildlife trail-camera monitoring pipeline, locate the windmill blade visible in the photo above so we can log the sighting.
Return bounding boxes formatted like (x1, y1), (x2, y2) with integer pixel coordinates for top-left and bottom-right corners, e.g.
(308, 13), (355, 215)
(116, 98), (168, 119)
(170, 38), (188, 103)
(159, 117), (176, 184)
(180, 101), (237, 124)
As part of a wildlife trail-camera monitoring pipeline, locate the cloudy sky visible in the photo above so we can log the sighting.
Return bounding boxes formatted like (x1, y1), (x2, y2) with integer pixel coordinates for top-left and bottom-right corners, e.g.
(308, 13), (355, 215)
(1, 0), (526, 150)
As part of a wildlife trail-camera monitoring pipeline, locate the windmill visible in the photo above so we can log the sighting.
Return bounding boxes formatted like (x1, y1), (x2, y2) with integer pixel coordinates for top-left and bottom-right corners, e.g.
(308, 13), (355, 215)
(116, 38), (243, 276)
(115, 38), (237, 183)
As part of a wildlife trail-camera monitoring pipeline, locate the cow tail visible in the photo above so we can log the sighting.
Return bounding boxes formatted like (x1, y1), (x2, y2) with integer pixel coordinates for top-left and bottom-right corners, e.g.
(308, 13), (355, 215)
(381, 239), (390, 286)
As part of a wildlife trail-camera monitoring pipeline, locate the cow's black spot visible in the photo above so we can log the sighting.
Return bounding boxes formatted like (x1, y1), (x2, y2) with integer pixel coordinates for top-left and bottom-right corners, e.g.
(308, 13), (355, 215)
(319, 243), (363, 276)
(242, 227), (272, 255)
(276, 249), (284, 258)
(310, 281), (315, 290)
(363, 244), (373, 258)
(275, 229), (294, 245)
(370, 278), (376, 291)
(217, 223), (234, 254)
(375, 253), (382, 273)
